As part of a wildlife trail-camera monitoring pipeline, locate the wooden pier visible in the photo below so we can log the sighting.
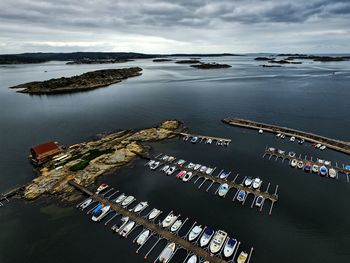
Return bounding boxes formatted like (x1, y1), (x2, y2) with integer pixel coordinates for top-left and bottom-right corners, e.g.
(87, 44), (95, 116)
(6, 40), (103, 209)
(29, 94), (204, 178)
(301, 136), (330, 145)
(0, 185), (24, 207)
(173, 132), (232, 144)
(69, 180), (230, 263)
(223, 117), (350, 155)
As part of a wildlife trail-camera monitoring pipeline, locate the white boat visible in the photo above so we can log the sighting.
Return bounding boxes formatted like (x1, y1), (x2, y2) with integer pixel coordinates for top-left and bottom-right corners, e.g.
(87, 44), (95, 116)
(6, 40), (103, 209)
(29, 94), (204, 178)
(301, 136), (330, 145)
(187, 255), (197, 263)
(199, 166), (207, 173)
(148, 208), (162, 220)
(320, 145), (326, 150)
(115, 193), (127, 203)
(147, 160), (155, 167)
(182, 172), (193, 182)
(297, 161), (304, 169)
(315, 143), (321, 148)
(219, 171), (230, 179)
(291, 159), (298, 167)
(209, 230), (227, 254)
(237, 251), (248, 263)
(318, 159), (324, 164)
(150, 161), (161, 170)
(206, 138), (212, 144)
(268, 147), (276, 152)
(162, 213), (178, 228)
(218, 183), (229, 197)
(205, 167), (213, 174)
(96, 184), (108, 194)
(290, 136), (296, 142)
(188, 225), (202, 241)
(166, 166), (177, 175)
(111, 216), (129, 232)
(259, 129), (263, 134)
(223, 141), (230, 146)
(288, 152), (296, 158)
(224, 238), (237, 258)
(161, 155), (169, 161)
(194, 164), (201, 170)
(170, 219), (182, 232)
(161, 165), (170, 172)
(281, 134), (285, 139)
(168, 156), (176, 162)
(324, 160), (331, 166)
(255, 196), (264, 207)
(312, 164), (319, 173)
(78, 198), (93, 210)
(244, 177), (253, 187)
(237, 190), (246, 202)
(200, 228), (214, 247)
(320, 166), (328, 176)
(92, 205), (110, 222)
(187, 162), (195, 169)
(183, 136), (190, 141)
(120, 221), (135, 237)
(121, 195), (135, 207)
(276, 133), (281, 137)
(329, 168), (337, 178)
(132, 201), (148, 213)
(136, 229), (150, 246)
(159, 243), (176, 263)
(252, 178), (262, 189)
(177, 159), (186, 166)
(277, 149), (285, 155)
(216, 140), (223, 146)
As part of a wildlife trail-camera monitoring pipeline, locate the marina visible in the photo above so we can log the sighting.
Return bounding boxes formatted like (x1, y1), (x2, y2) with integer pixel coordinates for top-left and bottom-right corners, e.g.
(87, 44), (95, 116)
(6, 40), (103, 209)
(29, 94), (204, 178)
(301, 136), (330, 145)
(145, 154), (279, 215)
(263, 147), (350, 182)
(70, 181), (254, 263)
(173, 132), (232, 147)
(223, 117), (350, 155)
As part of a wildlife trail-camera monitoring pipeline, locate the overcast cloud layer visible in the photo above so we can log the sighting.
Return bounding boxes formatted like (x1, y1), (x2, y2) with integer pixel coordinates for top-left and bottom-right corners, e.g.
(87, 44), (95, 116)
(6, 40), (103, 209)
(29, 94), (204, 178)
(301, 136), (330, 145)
(1, 0), (350, 54)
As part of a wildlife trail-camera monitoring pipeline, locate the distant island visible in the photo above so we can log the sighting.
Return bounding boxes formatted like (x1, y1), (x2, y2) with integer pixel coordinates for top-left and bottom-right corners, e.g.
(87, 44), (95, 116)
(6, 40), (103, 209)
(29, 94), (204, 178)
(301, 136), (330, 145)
(153, 58), (173, 62)
(190, 62), (232, 69)
(66, 58), (133, 64)
(175, 59), (202, 64)
(256, 54), (350, 63)
(9, 67), (142, 94)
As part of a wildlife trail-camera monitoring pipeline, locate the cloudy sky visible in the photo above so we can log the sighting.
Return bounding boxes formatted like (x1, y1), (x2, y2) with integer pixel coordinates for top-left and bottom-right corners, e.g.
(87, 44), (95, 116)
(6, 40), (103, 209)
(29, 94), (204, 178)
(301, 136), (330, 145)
(1, 0), (350, 54)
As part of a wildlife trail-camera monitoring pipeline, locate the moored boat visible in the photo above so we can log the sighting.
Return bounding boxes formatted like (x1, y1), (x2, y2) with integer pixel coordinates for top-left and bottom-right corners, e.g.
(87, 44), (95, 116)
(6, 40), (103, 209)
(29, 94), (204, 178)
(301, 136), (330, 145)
(237, 190), (246, 202)
(320, 166), (328, 176)
(120, 221), (135, 237)
(218, 183), (229, 197)
(187, 162), (195, 169)
(209, 230), (227, 254)
(177, 159), (186, 166)
(115, 193), (127, 203)
(111, 216), (129, 233)
(182, 172), (193, 182)
(96, 184), (108, 194)
(191, 137), (199, 144)
(255, 196), (264, 207)
(132, 201), (148, 213)
(252, 178), (262, 189)
(199, 166), (207, 173)
(136, 229), (150, 245)
(121, 195), (135, 207)
(188, 225), (202, 241)
(304, 162), (312, 172)
(244, 177), (253, 187)
(92, 204), (110, 222)
(205, 167), (213, 174)
(148, 208), (161, 220)
(78, 198), (93, 210)
(259, 129), (263, 134)
(159, 243), (176, 263)
(150, 161), (161, 170)
(194, 164), (201, 170)
(329, 168), (337, 178)
(176, 170), (187, 179)
(290, 136), (296, 142)
(312, 164), (319, 173)
(187, 255), (197, 263)
(219, 171), (230, 179)
(224, 238), (237, 258)
(237, 251), (248, 263)
(291, 159), (298, 167)
(161, 165), (170, 172)
(162, 213), (178, 228)
(200, 228), (214, 247)
(288, 152), (296, 158)
(297, 160), (304, 169)
(166, 166), (177, 175)
(170, 219), (182, 232)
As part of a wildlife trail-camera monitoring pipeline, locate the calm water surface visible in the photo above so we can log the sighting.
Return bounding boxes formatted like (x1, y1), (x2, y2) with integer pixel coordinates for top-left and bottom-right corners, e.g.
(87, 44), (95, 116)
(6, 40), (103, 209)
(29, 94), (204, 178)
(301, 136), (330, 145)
(0, 56), (349, 263)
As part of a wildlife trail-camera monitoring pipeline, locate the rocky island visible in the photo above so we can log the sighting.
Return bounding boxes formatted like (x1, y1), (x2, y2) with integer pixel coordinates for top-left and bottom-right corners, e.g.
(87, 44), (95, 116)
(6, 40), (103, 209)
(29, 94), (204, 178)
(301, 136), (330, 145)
(153, 58), (173, 62)
(190, 62), (232, 69)
(66, 58), (133, 64)
(175, 59), (201, 64)
(9, 67), (143, 94)
(24, 120), (185, 200)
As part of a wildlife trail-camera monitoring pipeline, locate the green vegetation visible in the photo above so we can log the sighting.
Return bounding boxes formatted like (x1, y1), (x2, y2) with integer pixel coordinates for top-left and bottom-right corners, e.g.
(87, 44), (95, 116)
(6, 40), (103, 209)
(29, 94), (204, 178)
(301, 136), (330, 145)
(69, 148), (114, 172)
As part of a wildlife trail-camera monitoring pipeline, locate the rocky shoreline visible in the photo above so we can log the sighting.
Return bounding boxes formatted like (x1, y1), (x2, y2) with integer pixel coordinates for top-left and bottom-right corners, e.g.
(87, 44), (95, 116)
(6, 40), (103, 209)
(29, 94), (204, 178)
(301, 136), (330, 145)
(66, 59), (133, 64)
(24, 120), (185, 201)
(9, 67), (143, 94)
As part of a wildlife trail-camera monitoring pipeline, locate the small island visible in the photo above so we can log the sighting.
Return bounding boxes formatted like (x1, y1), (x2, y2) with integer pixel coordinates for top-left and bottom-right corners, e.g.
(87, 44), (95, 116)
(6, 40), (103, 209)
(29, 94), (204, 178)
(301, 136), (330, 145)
(9, 67), (143, 94)
(175, 60), (201, 64)
(66, 59), (133, 64)
(190, 62), (232, 69)
(153, 58), (173, 62)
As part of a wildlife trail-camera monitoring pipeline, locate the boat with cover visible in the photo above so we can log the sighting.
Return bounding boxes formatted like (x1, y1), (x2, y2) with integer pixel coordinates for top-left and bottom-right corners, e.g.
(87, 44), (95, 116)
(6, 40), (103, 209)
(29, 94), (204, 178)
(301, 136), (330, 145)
(162, 213), (178, 228)
(176, 170), (186, 179)
(96, 184), (108, 194)
(329, 168), (337, 178)
(132, 201), (148, 213)
(237, 251), (248, 263)
(78, 198), (93, 210)
(252, 178), (262, 189)
(150, 161), (161, 170)
(92, 204), (110, 222)
(194, 164), (201, 170)
(159, 243), (176, 263)
(237, 190), (246, 202)
(291, 159), (298, 167)
(170, 219), (182, 232)
(219, 171), (230, 179)
(297, 161), (304, 169)
(115, 193), (127, 203)
(320, 166), (328, 176)
(244, 177), (253, 187)
(120, 221), (135, 237)
(187, 162), (195, 169)
(136, 229), (150, 246)
(206, 167), (213, 174)
(182, 172), (193, 182)
(188, 225), (202, 241)
(210, 230), (227, 254)
(161, 155), (169, 161)
(121, 195), (135, 207)
(166, 166), (176, 175)
(218, 183), (229, 197)
(148, 208), (161, 220)
(200, 228), (214, 247)
(312, 164), (319, 173)
(255, 196), (264, 207)
(187, 255), (197, 263)
(111, 216), (129, 232)
(224, 238), (237, 258)
(259, 129), (263, 134)
(200, 166), (207, 173)
(191, 137), (199, 143)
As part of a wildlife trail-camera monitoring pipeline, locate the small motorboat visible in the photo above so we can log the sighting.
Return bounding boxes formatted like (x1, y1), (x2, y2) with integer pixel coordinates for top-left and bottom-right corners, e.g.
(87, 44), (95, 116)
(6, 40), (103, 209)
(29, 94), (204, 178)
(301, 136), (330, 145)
(298, 138), (305, 144)
(166, 166), (177, 175)
(176, 170), (187, 179)
(120, 221), (135, 237)
(92, 204), (110, 222)
(187, 162), (195, 169)
(288, 152), (296, 158)
(132, 201), (148, 213)
(161, 155), (169, 161)
(188, 225), (202, 241)
(78, 198), (93, 210)
(162, 213), (178, 228)
(291, 159), (298, 168)
(324, 160), (331, 166)
(205, 167), (213, 175)
(218, 183), (229, 197)
(259, 129), (263, 134)
(223, 140), (230, 146)
(268, 147), (276, 153)
(161, 165), (170, 173)
(191, 137), (199, 144)
(276, 133), (281, 137)
(150, 161), (161, 170)
(237, 190), (246, 202)
(224, 238), (237, 258)
(168, 156), (176, 162)
(206, 138), (212, 144)
(320, 166), (328, 176)
(182, 172), (193, 182)
(317, 159), (324, 164)
(200, 227), (214, 247)
(136, 229), (150, 246)
(193, 164), (201, 170)
(312, 164), (319, 173)
(209, 230), (227, 254)
(237, 251), (248, 263)
(148, 208), (162, 220)
(255, 196), (264, 207)
(315, 143), (321, 148)
(114, 193), (127, 203)
(177, 159), (186, 166)
(297, 161), (304, 169)
(329, 168), (337, 179)
(320, 145), (326, 150)
(290, 136), (296, 142)
(183, 136), (190, 141)
(219, 171), (230, 180)
(244, 177), (253, 187)
(147, 160), (155, 167)
(170, 219), (182, 232)
(304, 162), (312, 172)
(96, 184), (108, 194)
(111, 216), (129, 233)
(159, 243), (176, 263)
(277, 149), (285, 155)
(121, 196), (135, 207)
(252, 178), (262, 189)
(199, 166), (207, 173)
(281, 134), (285, 139)
(187, 255), (197, 263)
(217, 140), (223, 146)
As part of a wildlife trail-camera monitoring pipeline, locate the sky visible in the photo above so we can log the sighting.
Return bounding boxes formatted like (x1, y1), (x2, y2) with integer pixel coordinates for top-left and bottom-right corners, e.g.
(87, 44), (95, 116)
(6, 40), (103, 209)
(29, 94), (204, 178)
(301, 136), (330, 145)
(0, 0), (350, 54)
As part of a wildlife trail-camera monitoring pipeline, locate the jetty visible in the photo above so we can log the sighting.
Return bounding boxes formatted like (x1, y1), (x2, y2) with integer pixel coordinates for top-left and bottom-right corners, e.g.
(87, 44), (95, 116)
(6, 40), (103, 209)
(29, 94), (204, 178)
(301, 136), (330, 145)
(0, 185), (24, 207)
(222, 117), (350, 155)
(69, 180), (233, 263)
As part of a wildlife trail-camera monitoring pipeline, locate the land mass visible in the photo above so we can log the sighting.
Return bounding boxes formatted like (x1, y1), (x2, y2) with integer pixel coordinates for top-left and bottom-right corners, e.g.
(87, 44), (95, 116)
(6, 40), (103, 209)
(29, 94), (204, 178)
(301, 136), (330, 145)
(153, 59), (173, 62)
(9, 67), (143, 94)
(23, 120), (185, 200)
(66, 58), (133, 64)
(175, 59), (202, 64)
(190, 62), (232, 69)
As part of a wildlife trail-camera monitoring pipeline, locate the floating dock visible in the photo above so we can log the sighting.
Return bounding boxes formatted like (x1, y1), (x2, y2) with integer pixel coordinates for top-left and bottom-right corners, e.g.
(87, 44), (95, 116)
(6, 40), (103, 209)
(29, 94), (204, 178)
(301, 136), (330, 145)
(70, 180), (247, 263)
(222, 117), (350, 155)
(173, 132), (232, 144)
